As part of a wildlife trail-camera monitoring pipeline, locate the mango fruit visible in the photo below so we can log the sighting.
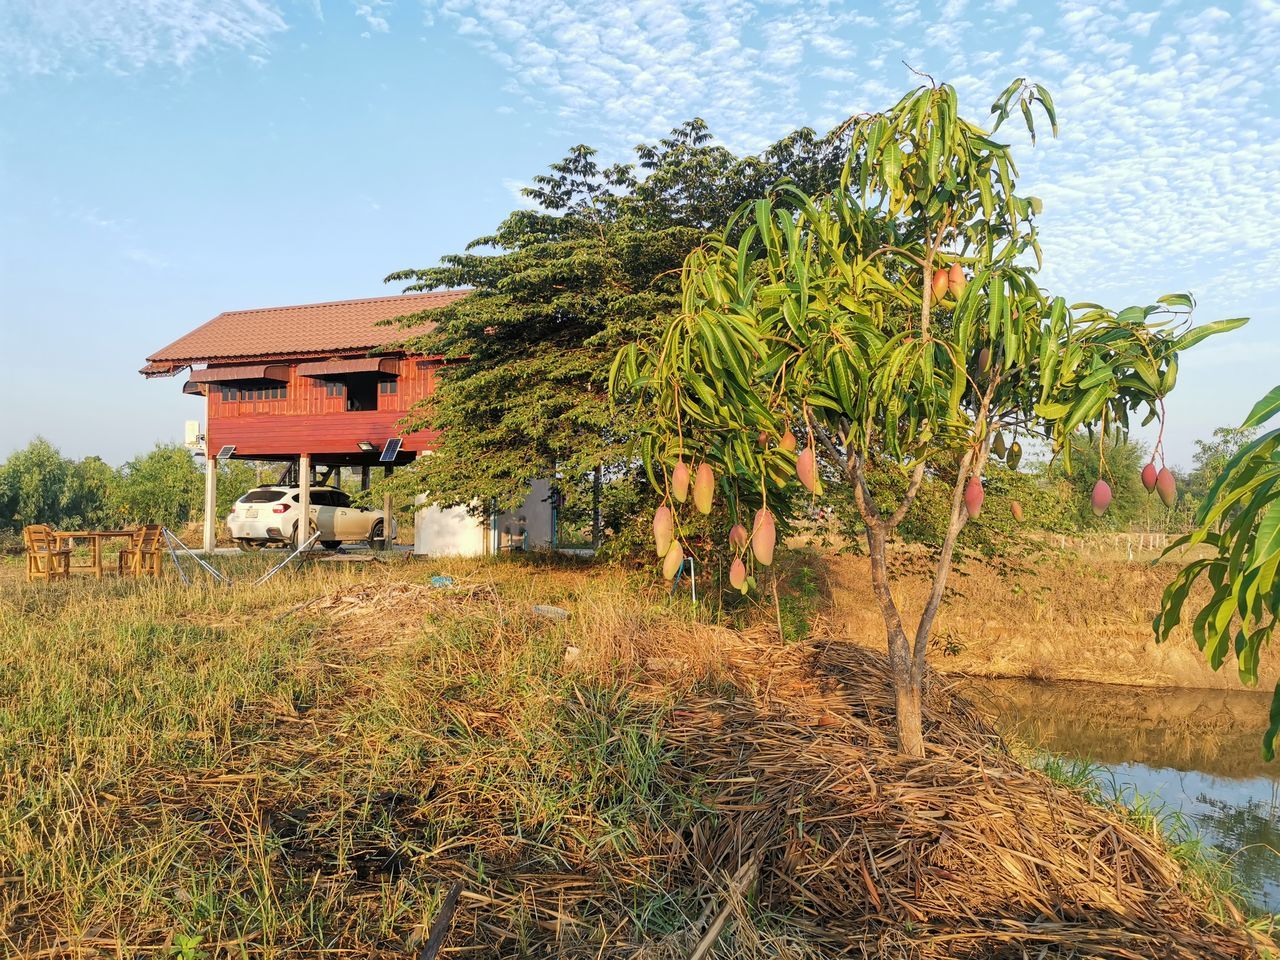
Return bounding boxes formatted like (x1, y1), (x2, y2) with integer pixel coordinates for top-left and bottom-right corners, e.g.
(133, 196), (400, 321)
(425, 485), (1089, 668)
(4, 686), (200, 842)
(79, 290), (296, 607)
(1010, 500), (1024, 522)
(1157, 467), (1177, 507)
(991, 430), (1007, 458)
(693, 463), (714, 514)
(671, 461), (690, 503)
(729, 557), (747, 591)
(653, 505), (673, 558)
(1141, 462), (1158, 493)
(797, 447), (817, 493)
(1091, 479), (1112, 516)
(948, 263), (967, 298)
(964, 477), (984, 518)
(662, 540), (685, 580)
(728, 523), (749, 551)
(932, 268), (950, 302)
(780, 428), (797, 453)
(976, 347), (992, 380)
(752, 508), (776, 566)
(1006, 441), (1023, 470)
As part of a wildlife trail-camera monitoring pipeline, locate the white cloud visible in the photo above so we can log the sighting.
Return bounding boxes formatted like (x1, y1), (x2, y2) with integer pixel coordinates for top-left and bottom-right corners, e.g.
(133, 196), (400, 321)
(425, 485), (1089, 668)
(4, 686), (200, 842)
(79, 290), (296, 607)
(416, 0), (1279, 316)
(0, 0), (291, 77)
(355, 0), (392, 32)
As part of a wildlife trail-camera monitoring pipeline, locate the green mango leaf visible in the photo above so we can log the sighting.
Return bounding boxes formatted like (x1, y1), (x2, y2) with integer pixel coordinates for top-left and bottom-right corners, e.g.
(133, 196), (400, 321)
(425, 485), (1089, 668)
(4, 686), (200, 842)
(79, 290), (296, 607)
(1175, 316), (1248, 352)
(1243, 384), (1280, 429)
(1266, 682), (1280, 762)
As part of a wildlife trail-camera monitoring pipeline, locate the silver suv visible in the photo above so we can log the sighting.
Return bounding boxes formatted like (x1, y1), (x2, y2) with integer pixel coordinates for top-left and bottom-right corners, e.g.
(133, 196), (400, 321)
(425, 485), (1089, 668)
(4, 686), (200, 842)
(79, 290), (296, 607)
(226, 485), (396, 550)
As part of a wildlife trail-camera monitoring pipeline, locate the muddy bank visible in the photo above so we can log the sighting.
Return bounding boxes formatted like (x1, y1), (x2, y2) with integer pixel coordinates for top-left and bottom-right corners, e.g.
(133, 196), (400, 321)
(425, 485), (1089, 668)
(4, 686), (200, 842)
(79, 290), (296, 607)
(824, 546), (1280, 693)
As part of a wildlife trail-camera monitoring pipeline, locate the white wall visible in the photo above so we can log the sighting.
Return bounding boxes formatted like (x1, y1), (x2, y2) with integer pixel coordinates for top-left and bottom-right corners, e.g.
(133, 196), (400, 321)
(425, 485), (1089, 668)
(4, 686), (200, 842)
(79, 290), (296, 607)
(413, 480), (556, 556)
(413, 496), (488, 557)
(493, 478), (555, 552)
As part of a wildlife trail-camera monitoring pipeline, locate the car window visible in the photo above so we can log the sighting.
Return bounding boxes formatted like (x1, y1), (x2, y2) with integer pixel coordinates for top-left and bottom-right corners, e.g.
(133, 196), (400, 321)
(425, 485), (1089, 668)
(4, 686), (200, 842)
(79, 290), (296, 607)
(311, 490), (335, 507)
(331, 491), (352, 508)
(240, 490), (285, 504)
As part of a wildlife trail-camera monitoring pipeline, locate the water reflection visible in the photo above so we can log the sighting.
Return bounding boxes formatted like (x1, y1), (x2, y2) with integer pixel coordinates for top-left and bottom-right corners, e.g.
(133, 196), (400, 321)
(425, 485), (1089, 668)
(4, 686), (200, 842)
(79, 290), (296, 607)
(963, 677), (1280, 913)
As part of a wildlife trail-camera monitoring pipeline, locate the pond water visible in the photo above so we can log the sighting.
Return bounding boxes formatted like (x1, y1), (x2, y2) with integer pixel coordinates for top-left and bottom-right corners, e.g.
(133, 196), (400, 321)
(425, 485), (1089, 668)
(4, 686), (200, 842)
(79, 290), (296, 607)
(963, 677), (1280, 914)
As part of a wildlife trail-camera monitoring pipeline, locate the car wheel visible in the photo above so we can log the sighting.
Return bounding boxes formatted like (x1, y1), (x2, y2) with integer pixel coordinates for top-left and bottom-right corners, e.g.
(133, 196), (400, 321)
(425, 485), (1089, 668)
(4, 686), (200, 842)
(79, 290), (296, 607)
(293, 520), (318, 549)
(368, 521), (385, 550)
(321, 541), (341, 551)
(237, 539), (262, 552)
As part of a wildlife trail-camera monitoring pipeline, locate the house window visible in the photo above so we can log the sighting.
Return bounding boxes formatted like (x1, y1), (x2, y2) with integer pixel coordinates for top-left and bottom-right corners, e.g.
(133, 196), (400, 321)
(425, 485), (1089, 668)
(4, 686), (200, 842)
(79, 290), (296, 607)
(324, 380), (345, 398)
(345, 375), (378, 412)
(221, 382), (287, 401)
(378, 378), (397, 395)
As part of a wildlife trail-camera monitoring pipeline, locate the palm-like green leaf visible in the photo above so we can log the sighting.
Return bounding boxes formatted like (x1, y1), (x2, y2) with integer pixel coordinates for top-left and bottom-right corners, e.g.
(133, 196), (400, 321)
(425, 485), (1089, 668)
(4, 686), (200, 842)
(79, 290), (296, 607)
(1158, 387), (1280, 759)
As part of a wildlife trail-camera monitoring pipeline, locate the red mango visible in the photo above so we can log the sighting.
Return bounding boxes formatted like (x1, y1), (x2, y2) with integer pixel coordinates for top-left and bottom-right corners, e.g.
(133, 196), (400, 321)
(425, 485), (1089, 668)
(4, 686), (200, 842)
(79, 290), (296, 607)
(752, 509), (776, 566)
(1091, 479), (1112, 517)
(1141, 462), (1158, 493)
(671, 461), (690, 503)
(964, 477), (984, 518)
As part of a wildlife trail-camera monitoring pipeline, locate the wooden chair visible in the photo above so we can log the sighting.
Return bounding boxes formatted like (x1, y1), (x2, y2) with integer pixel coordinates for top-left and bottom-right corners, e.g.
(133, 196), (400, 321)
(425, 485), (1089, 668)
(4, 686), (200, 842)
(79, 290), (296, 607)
(24, 525), (71, 582)
(118, 524), (165, 578)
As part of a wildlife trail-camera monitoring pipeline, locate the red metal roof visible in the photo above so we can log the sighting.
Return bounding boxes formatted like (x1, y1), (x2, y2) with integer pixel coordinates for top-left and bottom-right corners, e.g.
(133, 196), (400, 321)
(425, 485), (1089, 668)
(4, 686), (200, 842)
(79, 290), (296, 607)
(142, 291), (466, 374)
(188, 363), (290, 383)
(296, 357), (400, 377)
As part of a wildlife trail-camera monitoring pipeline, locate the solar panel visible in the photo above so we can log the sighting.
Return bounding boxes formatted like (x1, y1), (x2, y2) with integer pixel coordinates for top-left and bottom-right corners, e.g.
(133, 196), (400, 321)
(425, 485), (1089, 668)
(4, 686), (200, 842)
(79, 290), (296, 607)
(216, 445), (237, 460)
(379, 438), (402, 463)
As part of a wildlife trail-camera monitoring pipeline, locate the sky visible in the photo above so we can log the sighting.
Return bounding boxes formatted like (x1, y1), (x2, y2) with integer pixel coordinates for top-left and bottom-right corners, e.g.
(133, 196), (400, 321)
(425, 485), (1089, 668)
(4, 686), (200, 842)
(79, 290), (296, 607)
(1, 0), (1277, 469)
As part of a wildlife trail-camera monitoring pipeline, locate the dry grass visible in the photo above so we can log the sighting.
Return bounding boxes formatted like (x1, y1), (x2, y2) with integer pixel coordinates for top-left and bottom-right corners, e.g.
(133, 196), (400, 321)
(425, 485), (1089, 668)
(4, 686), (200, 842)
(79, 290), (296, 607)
(0, 555), (1273, 957)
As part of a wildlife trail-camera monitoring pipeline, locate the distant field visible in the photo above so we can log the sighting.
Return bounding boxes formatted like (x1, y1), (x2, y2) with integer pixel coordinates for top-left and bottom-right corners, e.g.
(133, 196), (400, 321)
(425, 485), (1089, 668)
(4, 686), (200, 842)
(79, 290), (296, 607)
(0, 554), (1266, 957)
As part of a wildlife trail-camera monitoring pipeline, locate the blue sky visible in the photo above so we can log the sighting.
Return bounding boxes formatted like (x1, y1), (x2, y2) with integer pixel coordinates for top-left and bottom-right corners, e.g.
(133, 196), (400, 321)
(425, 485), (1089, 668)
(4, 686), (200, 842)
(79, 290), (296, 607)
(1, 0), (1277, 469)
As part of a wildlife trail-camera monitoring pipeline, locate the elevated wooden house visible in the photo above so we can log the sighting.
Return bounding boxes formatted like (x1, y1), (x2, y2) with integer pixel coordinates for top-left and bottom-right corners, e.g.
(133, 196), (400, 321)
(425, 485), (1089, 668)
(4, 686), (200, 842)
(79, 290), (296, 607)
(142, 292), (464, 462)
(142, 293), (555, 554)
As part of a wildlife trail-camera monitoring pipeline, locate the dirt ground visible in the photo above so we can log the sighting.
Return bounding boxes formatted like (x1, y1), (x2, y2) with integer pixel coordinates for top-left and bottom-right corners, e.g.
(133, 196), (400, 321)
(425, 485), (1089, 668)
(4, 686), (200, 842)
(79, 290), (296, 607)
(823, 542), (1279, 693)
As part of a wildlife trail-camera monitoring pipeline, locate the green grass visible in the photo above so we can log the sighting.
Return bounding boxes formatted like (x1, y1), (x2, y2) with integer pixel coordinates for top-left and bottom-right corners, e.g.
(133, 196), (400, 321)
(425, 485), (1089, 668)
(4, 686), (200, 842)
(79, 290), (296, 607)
(0, 560), (710, 955)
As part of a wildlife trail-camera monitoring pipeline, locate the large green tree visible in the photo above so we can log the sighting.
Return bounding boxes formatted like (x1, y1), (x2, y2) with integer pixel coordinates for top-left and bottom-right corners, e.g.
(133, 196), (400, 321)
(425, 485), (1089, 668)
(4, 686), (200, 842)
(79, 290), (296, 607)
(0, 438), (70, 530)
(614, 80), (1244, 756)
(382, 121), (845, 515)
(111, 444), (203, 529)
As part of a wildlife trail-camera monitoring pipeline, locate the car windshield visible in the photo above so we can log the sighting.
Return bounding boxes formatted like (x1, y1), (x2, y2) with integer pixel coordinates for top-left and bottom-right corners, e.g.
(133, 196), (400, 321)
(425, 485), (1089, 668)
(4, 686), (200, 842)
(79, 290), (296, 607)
(240, 490), (286, 504)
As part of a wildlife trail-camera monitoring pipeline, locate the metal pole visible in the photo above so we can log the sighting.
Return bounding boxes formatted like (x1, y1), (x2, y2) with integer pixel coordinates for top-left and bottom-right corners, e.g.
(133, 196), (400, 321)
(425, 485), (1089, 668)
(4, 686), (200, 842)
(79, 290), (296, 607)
(163, 528), (232, 584)
(383, 491), (394, 551)
(255, 530), (321, 584)
(202, 448), (217, 553)
(592, 464), (602, 551)
(298, 453), (311, 549)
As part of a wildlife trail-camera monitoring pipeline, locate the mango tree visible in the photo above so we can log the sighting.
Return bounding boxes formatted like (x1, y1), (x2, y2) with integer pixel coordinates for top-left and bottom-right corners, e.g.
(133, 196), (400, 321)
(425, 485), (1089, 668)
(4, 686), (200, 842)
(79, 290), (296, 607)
(612, 79), (1245, 757)
(1156, 386), (1280, 758)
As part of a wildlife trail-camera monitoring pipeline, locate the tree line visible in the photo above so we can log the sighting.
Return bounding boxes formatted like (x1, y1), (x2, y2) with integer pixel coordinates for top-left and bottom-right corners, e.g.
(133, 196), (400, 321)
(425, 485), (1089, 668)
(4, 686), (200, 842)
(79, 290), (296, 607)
(0, 438), (259, 543)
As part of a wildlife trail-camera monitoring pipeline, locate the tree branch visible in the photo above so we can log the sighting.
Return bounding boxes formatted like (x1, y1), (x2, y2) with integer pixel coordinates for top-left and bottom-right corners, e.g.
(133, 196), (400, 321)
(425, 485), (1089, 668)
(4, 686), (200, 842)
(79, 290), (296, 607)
(887, 459), (927, 529)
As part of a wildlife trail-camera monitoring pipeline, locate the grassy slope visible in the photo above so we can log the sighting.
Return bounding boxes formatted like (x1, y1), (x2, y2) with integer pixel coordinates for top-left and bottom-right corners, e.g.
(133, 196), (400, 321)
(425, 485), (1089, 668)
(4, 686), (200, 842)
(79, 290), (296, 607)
(825, 542), (1280, 691)
(0, 556), (1271, 958)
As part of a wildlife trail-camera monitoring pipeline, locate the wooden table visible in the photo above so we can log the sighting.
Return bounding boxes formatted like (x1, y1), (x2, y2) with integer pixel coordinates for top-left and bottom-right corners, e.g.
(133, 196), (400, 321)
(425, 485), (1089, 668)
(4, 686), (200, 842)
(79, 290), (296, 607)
(54, 530), (139, 578)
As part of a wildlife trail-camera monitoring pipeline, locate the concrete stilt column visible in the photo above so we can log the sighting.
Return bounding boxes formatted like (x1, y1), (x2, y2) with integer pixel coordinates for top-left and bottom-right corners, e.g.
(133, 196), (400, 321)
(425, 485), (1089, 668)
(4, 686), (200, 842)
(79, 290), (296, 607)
(298, 453), (311, 548)
(202, 449), (217, 553)
(383, 490), (394, 551)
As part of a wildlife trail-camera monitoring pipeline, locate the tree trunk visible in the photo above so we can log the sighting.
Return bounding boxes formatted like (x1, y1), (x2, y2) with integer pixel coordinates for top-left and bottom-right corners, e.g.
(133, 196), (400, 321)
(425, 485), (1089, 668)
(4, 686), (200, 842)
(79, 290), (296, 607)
(895, 672), (925, 758)
(863, 517), (925, 758)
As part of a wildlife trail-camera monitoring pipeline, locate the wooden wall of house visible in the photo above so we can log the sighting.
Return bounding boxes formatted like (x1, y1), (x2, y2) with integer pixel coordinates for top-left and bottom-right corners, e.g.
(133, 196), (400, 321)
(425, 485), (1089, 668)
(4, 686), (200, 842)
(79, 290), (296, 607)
(205, 357), (442, 456)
